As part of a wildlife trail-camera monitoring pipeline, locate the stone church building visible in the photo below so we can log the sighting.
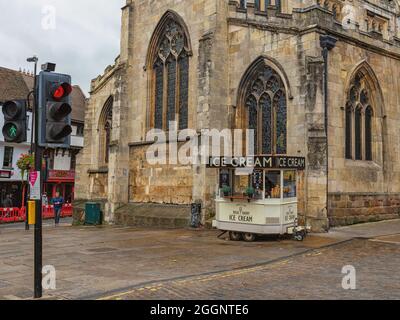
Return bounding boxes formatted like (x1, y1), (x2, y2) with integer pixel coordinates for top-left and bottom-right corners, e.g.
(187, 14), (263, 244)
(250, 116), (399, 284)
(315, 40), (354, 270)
(75, 0), (400, 231)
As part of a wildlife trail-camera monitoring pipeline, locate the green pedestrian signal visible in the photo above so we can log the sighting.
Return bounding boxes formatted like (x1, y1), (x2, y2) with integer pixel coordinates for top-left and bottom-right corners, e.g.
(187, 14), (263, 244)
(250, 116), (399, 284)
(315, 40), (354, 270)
(1, 100), (27, 143)
(9, 124), (17, 137)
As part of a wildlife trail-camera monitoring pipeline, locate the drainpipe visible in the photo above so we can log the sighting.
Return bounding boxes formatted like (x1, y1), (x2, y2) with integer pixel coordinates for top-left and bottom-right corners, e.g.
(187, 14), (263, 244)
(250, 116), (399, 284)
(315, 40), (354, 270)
(320, 35), (337, 230)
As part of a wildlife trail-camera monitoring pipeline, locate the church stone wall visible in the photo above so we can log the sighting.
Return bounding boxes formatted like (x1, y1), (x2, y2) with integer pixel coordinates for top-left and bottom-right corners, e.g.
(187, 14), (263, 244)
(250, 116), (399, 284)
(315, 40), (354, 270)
(75, 0), (400, 230)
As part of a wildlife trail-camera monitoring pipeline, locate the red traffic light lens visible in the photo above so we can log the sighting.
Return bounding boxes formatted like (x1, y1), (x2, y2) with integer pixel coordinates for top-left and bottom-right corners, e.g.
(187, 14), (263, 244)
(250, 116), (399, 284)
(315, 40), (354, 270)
(53, 86), (65, 100)
(52, 83), (72, 100)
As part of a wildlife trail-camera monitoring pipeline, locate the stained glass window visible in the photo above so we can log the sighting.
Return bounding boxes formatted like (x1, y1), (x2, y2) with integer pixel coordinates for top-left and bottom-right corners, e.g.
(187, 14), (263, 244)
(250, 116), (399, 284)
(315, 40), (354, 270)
(247, 95), (258, 155)
(167, 59), (177, 124)
(154, 60), (164, 130)
(245, 64), (287, 155)
(99, 96), (113, 166)
(275, 90), (287, 155)
(178, 54), (189, 130)
(355, 106), (362, 160)
(104, 121), (111, 164)
(152, 19), (190, 130)
(345, 104), (352, 159)
(365, 106), (373, 161)
(260, 94), (271, 155)
(345, 71), (374, 161)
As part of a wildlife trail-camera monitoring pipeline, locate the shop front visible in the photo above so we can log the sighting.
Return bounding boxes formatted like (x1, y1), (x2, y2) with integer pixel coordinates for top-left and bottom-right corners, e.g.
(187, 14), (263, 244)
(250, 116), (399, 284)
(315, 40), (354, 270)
(208, 156), (306, 241)
(44, 170), (75, 203)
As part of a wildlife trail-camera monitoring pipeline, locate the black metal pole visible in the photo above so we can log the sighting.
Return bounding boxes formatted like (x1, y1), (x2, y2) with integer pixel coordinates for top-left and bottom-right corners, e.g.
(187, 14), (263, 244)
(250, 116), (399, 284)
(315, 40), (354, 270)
(33, 62), (43, 299)
(25, 61), (38, 231)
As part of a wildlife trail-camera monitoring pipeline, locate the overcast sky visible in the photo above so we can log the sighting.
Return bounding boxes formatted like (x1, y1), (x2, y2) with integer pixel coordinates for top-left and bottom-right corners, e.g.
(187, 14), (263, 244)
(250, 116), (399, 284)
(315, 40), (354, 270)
(0, 0), (125, 95)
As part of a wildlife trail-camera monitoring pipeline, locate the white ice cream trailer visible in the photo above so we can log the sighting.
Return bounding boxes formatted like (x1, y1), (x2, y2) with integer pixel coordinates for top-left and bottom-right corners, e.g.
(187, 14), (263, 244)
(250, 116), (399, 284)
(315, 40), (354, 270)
(209, 156), (307, 242)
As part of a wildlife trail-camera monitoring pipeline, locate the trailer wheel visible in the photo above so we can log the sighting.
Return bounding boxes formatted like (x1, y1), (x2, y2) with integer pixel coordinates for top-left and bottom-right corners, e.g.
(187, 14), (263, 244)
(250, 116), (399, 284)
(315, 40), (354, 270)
(229, 232), (242, 241)
(294, 230), (307, 242)
(242, 233), (256, 242)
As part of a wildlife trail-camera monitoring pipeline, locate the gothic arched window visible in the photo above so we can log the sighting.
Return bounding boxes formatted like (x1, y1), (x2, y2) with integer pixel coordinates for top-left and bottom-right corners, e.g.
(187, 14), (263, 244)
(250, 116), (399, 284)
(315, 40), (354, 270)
(104, 112), (112, 164)
(365, 106), (373, 161)
(99, 96), (113, 166)
(244, 65), (287, 155)
(150, 17), (190, 131)
(345, 72), (374, 161)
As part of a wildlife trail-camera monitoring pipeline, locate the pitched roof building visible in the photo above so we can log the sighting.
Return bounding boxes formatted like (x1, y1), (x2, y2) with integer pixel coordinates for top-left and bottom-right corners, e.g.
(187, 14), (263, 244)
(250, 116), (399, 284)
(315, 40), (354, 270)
(1, 66), (88, 206)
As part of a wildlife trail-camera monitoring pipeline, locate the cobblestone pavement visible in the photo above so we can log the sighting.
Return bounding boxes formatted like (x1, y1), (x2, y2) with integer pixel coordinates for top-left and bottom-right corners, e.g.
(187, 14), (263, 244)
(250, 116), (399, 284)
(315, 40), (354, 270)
(0, 219), (399, 300)
(99, 239), (400, 300)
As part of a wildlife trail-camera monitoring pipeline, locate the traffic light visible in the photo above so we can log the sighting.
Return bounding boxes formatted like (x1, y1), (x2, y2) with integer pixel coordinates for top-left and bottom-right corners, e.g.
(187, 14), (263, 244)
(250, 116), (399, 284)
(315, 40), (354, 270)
(1, 99), (27, 143)
(37, 71), (73, 148)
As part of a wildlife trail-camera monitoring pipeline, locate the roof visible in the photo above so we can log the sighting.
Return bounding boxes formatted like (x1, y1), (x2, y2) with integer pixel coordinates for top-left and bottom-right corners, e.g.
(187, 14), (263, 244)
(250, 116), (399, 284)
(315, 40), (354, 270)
(71, 85), (87, 122)
(0, 67), (30, 102)
(0, 66), (86, 122)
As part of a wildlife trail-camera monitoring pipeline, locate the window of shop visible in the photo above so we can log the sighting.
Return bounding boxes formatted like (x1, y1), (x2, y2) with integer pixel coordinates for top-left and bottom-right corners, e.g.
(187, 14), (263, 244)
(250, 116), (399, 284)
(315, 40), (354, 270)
(3, 146), (14, 168)
(64, 183), (74, 203)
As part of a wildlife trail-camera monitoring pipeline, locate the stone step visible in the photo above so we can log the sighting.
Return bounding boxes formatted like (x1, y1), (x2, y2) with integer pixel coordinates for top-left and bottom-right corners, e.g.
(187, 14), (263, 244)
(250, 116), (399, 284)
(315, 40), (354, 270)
(114, 203), (191, 228)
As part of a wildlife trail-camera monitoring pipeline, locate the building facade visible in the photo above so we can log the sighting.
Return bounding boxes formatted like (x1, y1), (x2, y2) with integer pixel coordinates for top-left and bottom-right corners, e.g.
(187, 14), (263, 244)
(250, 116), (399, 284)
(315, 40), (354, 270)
(75, 0), (400, 231)
(0, 67), (86, 207)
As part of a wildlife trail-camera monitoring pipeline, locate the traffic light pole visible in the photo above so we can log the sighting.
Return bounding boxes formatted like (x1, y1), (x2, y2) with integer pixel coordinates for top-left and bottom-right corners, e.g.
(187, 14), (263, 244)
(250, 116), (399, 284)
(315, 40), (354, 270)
(33, 71), (43, 300)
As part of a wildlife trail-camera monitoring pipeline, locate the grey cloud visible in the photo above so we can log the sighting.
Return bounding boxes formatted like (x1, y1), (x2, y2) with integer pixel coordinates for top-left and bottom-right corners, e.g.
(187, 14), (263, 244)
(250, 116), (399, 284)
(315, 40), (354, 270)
(0, 0), (125, 95)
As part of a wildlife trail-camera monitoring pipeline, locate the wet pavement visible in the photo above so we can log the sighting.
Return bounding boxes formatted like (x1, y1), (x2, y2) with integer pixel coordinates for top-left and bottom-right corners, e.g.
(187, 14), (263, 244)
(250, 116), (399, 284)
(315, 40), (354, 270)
(0, 219), (399, 300)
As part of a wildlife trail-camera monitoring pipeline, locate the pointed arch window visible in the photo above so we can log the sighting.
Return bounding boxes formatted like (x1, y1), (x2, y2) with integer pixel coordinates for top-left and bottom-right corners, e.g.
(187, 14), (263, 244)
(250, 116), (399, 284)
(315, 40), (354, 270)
(151, 18), (190, 131)
(244, 65), (287, 155)
(345, 72), (374, 161)
(365, 106), (373, 161)
(99, 96), (113, 166)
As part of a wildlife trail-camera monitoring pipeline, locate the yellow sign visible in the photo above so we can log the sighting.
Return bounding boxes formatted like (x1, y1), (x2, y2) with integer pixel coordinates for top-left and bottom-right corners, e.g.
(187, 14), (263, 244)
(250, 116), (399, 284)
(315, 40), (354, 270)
(28, 201), (36, 225)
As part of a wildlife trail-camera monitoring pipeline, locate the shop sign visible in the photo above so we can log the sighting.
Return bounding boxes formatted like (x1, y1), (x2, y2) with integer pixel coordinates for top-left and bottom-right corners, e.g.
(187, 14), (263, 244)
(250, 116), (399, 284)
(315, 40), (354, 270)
(208, 156), (306, 170)
(48, 170), (75, 181)
(0, 170), (12, 179)
(218, 202), (273, 225)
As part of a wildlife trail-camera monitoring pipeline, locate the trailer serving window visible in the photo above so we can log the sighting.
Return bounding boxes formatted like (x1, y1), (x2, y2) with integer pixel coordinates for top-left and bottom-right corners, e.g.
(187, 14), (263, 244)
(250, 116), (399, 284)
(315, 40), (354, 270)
(283, 170), (297, 198)
(218, 169), (297, 201)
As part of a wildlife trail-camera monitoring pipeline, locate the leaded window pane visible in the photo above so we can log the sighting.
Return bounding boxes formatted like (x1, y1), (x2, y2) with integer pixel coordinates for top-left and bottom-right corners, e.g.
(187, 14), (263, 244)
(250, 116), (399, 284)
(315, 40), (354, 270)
(179, 54), (189, 130)
(345, 104), (352, 159)
(275, 91), (287, 155)
(247, 95), (258, 155)
(167, 59), (177, 124)
(260, 94), (272, 155)
(355, 107), (362, 160)
(365, 106), (373, 161)
(154, 60), (164, 129)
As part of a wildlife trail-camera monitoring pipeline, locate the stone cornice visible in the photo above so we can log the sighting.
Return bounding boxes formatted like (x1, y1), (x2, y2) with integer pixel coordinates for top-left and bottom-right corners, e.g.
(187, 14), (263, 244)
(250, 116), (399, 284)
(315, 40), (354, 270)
(228, 11), (400, 61)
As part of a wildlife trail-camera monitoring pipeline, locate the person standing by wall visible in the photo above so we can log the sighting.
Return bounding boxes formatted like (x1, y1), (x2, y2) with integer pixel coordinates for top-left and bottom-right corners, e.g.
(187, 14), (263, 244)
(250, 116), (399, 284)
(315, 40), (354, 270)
(51, 192), (64, 226)
(3, 194), (13, 208)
